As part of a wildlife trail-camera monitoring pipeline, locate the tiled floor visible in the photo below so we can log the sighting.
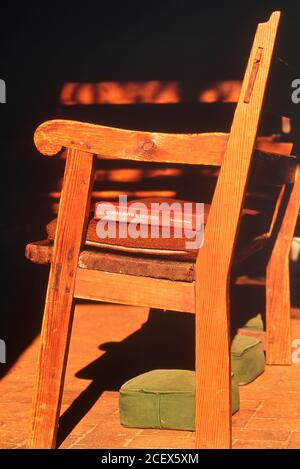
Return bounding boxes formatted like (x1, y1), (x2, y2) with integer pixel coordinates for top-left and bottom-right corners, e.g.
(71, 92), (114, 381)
(1, 303), (299, 449)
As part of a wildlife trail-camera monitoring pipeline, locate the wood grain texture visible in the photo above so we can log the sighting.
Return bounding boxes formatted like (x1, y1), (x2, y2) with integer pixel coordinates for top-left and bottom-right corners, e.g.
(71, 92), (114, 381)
(34, 120), (228, 165)
(33, 118), (293, 166)
(194, 11), (280, 448)
(74, 268), (195, 313)
(28, 149), (95, 448)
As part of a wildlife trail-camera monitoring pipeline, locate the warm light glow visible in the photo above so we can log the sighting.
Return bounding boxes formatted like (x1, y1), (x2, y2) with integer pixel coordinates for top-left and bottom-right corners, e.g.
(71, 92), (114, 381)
(95, 168), (144, 182)
(60, 81), (180, 105)
(60, 80), (242, 105)
(281, 116), (291, 134)
(53, 79), (243, 216)
(145, 168), (183, 178)
(198, 80), (241, 103)
(49, 190), (177, 200)
(49, 190), (178, 214)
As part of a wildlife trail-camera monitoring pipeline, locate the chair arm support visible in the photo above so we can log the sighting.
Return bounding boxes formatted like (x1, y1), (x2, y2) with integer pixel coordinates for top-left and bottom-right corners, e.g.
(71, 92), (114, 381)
(34, 119), (229, 165)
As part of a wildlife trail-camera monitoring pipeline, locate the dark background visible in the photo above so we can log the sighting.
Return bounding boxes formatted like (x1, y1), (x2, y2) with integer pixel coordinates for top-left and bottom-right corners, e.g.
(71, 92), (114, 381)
(0, 1), (299, 376)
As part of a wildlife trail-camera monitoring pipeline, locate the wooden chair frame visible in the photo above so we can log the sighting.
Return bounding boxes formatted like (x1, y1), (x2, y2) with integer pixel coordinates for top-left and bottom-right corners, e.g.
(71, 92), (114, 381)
(27, 11), (300, 448)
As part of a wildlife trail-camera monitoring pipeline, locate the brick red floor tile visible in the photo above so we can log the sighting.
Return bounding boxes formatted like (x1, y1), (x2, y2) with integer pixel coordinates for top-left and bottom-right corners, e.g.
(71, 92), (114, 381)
(286, 432), (300, 449)
(127, 434), (195, 449)
(233, 439), (287, 449)
(232, 409), (256, 428)
(255, 399), (300, 419)
(232, 428), (290, 442)
(246, 418), (300, 432)
(0, 303), (299, 450)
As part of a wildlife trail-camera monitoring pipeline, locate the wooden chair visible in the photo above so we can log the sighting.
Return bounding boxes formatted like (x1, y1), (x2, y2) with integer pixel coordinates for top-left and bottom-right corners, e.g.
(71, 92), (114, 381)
(26, 11), (300, 448)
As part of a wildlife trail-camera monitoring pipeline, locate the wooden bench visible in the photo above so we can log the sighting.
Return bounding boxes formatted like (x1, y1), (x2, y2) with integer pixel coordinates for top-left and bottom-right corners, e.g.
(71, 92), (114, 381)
(26, 11), (300, 448)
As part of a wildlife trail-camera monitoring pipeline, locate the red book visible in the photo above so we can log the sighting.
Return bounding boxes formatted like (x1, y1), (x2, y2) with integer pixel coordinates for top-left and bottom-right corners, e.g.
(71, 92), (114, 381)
(94, 199), (204, 230)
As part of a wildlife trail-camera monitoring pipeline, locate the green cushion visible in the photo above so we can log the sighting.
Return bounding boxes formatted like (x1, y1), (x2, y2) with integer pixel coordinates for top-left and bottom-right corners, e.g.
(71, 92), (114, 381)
(231, 335), (265, 385)
(241, 313), (264, 331)
(119, 369), (239, 431)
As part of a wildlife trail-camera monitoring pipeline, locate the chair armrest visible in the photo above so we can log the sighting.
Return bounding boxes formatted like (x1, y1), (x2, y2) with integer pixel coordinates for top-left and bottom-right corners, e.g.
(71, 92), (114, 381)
(34, 119), (228, 166)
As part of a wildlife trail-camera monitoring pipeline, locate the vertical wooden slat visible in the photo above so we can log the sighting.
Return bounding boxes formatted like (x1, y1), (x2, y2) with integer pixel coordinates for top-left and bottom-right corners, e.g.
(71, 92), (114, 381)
(266, 164), (300, 364)
(194, 12), (281, 448)
(28, 149), (95, 448)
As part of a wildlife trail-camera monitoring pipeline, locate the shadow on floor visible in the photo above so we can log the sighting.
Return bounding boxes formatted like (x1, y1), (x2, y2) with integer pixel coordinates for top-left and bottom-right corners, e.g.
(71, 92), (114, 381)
(58, 264), (300, 446)
(57, 282), (265, 445)
(58, 308), (194, 445)
(0, 227), (49, 380)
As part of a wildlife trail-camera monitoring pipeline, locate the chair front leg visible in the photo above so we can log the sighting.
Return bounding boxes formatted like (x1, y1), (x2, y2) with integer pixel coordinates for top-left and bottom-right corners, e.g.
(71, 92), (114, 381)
(28, 149), (95, 448)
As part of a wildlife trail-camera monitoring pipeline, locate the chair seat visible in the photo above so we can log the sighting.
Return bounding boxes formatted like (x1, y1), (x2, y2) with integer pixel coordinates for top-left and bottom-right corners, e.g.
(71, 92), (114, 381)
(26, 228), (269, 283)
(26, 198), (270, 282)
(25, 240), (196, 281)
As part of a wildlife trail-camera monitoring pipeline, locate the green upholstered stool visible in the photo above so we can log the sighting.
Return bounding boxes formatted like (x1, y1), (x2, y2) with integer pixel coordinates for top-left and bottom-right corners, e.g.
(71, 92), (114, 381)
(119, 369), (240, 431)
(241, 313), (264, 332)
(231, 334), (265, 385)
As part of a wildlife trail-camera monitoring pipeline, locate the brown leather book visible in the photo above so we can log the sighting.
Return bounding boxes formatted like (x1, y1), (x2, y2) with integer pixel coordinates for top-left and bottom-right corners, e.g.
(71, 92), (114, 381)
(46, 198), (205, 258)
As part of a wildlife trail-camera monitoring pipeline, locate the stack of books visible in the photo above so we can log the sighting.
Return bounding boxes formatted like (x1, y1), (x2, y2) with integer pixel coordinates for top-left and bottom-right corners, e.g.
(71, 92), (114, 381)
(46, 198), (204, 258)
(93, 197), (204, 255)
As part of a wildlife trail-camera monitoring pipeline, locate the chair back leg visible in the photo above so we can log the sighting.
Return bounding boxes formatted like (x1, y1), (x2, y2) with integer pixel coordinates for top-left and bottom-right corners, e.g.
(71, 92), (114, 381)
(266, 164), (300, 365)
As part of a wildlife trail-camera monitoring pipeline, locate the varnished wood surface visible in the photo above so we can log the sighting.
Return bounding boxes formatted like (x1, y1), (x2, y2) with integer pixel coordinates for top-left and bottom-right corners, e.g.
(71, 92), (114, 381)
(28, 150), (95, 448)
(74, 268), (195, 313)
(34, 118), (293, 167)
(35, 119), (228, 165)
(266, 165), (300, 364)
(194, 11), (280, 448)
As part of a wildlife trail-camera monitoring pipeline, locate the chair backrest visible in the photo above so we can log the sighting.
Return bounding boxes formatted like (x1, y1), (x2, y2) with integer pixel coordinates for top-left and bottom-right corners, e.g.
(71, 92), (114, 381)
(33, 11), (296, 273)
(196, 11), (281, 275)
